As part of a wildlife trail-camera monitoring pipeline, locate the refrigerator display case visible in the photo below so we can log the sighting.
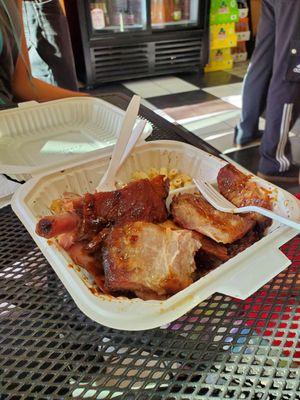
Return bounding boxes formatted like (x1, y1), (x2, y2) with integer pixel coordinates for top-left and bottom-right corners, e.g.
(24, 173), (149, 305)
(69, 0), (209, 86)
(151, 0), (199, 29)
(89, 0), (147, 33)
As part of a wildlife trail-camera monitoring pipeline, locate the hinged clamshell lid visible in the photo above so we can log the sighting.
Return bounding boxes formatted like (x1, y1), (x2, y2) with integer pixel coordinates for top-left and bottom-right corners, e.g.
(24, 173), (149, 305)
(0, 97), (152, 181)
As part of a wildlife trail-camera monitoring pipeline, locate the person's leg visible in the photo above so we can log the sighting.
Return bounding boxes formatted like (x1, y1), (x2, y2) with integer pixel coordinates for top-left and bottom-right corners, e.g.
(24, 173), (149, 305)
(258, 0), (300, 182)
(234, 0), (275, 146)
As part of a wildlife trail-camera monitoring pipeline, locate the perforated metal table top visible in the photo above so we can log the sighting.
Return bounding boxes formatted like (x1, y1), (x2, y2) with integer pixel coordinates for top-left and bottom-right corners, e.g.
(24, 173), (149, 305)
(0, 94), (299, 400)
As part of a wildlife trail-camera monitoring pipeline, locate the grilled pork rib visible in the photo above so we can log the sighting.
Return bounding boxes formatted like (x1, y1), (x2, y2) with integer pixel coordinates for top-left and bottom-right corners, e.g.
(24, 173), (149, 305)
(34, 169), (269, 301)
(171, 193), (255, 244)
(217, 164), (272, 229)
(160, 220), (230, 261)
(36, 176), (169, 239)
(101, 221), (202, 299)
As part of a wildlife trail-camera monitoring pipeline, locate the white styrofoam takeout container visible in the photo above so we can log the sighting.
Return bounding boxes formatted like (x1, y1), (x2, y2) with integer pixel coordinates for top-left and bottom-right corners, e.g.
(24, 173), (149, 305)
(11, 140), (300, 331)
(0, 97), (152, 181)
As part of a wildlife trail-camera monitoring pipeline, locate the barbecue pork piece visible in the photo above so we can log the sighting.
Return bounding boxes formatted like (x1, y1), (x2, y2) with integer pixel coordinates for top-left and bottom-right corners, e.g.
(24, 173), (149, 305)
(36, 176), (169, 239)
(227, 228), (260, 258)
(160, 220), (229, 262)
(36, 213), (81, 239)
(171, 193), (255, 244)
(57, 235), (106, 289)
(68, 243), (105, 290)
(217, 164), (272, 229)
(101, 221), (202, 300)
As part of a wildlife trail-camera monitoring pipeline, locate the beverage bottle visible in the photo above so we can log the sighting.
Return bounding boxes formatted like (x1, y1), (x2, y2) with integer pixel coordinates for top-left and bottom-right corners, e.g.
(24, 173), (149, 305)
(182, 0), (190, 20)
(151, 0), (157, 23)
(102, 2), (110, 26)
(152, 0), (165, 24)
(164, 0), (174, 22)
(126, 1), (135, 25)
(173, 0), (182, 21)
(90, 1), (106, 30)
(129, 0), (142, 22)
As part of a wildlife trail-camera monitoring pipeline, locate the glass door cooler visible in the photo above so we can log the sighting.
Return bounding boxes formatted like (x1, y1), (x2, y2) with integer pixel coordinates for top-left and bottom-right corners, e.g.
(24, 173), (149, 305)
(151, 0), (199, 29)
(69, 0), (209, 86)
(89, 1), (147, 33)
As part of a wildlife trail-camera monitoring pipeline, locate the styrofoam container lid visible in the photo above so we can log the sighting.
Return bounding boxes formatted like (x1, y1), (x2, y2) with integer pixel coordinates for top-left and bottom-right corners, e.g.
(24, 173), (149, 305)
(0, 97), (152, 181)
(11, 140), (300, 331)
(0, 174), (21, 208)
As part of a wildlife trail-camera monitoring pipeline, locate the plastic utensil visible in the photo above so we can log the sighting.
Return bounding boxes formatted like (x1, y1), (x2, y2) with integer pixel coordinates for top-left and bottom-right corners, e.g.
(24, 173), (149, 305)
(166, 184), (197, 211)
(96, 95), (142, 192)
(119, 119), (147, 166)
(193, 178), (300, 231)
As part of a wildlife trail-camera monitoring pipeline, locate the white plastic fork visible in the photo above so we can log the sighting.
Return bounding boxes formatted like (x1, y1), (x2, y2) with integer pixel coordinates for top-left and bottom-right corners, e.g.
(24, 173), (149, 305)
(96, 95), (144, 192)
(193, 178), (300, 231)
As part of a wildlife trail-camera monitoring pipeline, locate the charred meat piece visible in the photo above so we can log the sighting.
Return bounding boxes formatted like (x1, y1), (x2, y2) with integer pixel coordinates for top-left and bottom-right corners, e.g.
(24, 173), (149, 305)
(217, 164), (272, 228)
(227, 228), (260, 259)
(101, 221), (202, 300)
(171, 193), (255, 244)
(195, 251), (223, 278)
(87, 175), (169, 226)
(36, 176), (169, 239)
(57, 238), (106, 292)
(195, 227), (260, 279)
(162, 219), (260, 262)
(84, 228), (110, 253)
(198, 233), (229, 261)
(36, 213), (81, 239)
(160, 220), (229, 262)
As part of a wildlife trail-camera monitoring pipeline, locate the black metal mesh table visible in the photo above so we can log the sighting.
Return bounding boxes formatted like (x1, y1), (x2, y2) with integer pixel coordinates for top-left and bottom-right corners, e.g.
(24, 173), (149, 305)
(0, 94), (299, 400)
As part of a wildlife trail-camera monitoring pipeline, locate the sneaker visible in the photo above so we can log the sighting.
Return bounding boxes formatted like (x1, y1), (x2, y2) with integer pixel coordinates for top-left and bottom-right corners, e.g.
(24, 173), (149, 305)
(257, 166), (300, 184)
(234, 129), (264, 149)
